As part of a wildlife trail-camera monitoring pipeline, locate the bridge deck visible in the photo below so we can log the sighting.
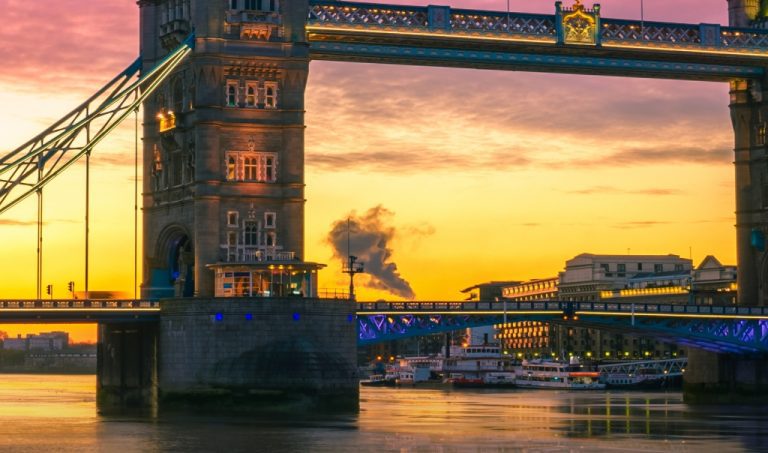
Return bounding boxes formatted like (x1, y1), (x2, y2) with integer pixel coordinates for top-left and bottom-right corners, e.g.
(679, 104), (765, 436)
(307, 1), (768, 81)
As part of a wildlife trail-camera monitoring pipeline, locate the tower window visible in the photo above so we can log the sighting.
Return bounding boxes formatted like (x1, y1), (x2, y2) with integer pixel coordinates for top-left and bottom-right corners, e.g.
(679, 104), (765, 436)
(265, 157), (275, 181)
(265, 212), (276, 228)
(264, 82), (278, 109)
(227, 211), (239, 227)
(244, 221), (259, 246)
(243, 156), (258, 180)
(227, 155), (237, 180)
(226, 80), (238, 107)
(245, 82), (257, 107)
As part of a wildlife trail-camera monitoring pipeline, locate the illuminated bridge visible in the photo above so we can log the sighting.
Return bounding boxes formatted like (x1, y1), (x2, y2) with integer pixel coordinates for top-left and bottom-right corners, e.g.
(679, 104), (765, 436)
(355, 300), (768, 354)
(2, 299), (766, 355)
(306, 0), (768, 81)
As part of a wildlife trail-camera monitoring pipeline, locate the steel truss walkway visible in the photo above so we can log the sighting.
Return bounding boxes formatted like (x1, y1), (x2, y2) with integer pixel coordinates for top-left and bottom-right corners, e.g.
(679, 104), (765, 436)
(307, 0), (768, 81)
(356, 301), (768, 353)
(597, 358), (687, 377)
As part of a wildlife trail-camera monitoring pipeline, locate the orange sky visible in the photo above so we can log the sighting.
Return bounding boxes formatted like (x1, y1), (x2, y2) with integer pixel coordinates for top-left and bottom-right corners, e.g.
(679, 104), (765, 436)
(0, 1), (737, 342)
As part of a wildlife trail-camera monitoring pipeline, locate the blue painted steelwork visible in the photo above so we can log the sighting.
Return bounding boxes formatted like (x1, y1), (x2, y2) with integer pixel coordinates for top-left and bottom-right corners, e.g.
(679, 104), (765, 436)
(355, 300), (768, 353)
(307, 1), (768, 81)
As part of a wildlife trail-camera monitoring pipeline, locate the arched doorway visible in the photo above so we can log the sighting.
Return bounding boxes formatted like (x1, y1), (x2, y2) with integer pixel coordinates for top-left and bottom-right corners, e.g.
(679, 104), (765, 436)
(148, 226), (194, 298)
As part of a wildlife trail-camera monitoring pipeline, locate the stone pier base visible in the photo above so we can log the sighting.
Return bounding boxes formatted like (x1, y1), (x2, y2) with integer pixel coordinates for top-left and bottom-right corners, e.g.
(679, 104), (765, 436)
(158, 298), (359, 412)
(684, 348), (768, 404)
(97, 322), (158, 412)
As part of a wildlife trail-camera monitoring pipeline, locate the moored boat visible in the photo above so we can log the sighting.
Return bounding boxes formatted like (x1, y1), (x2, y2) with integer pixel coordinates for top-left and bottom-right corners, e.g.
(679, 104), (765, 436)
(515, 358), (605, 390)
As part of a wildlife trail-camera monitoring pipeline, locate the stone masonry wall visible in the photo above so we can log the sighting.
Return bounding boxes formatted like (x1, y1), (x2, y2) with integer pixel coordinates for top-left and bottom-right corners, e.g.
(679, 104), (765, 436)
(159, 297), (358, 410)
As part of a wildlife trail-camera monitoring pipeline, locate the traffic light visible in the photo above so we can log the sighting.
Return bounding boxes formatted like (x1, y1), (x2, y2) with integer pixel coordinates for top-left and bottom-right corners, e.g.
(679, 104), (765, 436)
(46, 284), (52, 295)
(68, 281), (74, 292)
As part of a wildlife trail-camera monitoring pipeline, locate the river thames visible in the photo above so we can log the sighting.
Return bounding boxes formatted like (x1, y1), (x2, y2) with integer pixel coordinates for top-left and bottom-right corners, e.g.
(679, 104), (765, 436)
(0, 374), (765, 452)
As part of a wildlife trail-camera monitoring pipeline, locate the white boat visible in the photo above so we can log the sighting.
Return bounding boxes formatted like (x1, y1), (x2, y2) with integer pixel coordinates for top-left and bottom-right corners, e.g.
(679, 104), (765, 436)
(515, 358), (605, 390)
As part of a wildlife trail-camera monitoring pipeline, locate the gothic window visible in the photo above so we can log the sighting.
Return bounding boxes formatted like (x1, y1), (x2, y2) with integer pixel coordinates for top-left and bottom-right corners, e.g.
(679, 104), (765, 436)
(171, 152), (183, 186)
(265, 212), (276, 229)
(227, 155), (237, 180)
(245, 82), (257, 107)
(172, 79), (184, 113)
(244, 221), (259, 246)
(265, 156), (275, 181)
(226, 80), (238, 107)
(223, 152), (278, 182)
(243, 156), (258, 180)
(759, 123), (767, 146)
(264, 82), (277, 109)
(265, 232), (276, 247)
(227, 211), (239, 227)
(227, 232), (238, 262)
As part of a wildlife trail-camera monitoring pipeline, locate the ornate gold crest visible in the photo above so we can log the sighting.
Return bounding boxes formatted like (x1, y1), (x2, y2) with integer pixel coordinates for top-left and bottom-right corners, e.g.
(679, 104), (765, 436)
(562, 0), (597, 45)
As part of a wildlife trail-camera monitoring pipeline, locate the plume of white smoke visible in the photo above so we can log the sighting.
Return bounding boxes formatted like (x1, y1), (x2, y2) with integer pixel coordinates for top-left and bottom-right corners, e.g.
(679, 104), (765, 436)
(328, 206), (416, 299)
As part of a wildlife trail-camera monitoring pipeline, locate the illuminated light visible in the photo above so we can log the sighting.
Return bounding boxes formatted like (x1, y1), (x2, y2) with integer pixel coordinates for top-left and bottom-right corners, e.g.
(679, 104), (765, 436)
(245, 313), (253, 320)
(215, 313), (224, 321)
(292, 312), (300, 321)
(389, 356), (394, 362)
(376, 355), (382, 361)
(347, 314), (355, 323)
(624, 351), (630, 357)
(605, 351), (611, 357)
(586, 352), (592, 357)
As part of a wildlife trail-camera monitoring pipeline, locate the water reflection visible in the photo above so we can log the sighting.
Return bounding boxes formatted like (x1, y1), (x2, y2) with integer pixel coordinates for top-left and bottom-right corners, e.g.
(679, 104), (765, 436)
(0, 375), (766, 452)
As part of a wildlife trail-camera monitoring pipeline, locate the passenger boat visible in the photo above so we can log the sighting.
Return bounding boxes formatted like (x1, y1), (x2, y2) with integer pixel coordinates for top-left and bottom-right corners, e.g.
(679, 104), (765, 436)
(601, 368), (672, 389)
(449, 371), (517, 388)
(515, 358), (605, 390)
(360, 374), (396, 387)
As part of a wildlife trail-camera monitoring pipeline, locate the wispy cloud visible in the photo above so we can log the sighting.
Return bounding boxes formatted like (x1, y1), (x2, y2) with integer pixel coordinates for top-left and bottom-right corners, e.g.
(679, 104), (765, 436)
(567, 186), (684, 196)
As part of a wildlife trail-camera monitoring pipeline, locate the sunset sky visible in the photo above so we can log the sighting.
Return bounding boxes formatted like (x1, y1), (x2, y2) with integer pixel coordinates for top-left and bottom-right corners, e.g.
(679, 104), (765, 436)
(0, 0), (737, 341)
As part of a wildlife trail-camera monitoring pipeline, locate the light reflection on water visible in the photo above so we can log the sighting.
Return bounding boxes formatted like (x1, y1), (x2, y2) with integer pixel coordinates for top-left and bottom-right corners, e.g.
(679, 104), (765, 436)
(0, 375), (765, 452)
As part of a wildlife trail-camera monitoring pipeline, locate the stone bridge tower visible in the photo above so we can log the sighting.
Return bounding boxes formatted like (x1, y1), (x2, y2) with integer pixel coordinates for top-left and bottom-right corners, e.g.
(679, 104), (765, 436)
(727, 0), (768, 306)
(138, 0), (316, 298)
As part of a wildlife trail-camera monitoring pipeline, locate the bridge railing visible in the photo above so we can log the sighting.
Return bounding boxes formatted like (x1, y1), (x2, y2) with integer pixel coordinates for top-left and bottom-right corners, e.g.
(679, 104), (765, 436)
(308, 0), (768, 53)
(357, 300), (566, 312)
(0, 300), (160, 309)
(574, 301), (768, 317)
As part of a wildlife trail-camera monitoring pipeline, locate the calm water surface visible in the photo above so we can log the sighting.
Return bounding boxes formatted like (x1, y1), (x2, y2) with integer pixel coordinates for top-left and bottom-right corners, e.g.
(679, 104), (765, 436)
(0, 374), (765, 452)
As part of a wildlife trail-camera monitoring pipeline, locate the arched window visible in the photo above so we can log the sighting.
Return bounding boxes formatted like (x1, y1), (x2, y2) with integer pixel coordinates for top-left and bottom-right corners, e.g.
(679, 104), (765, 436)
(172, 79), (184, 113)
(265, 232), (276, 247)
(226, 81), (238, 107)
(264, 82), (277, 108)
(265, 157), (274, 181)
(246, 84), (256, 107)
(243, 156), (258, 180)
(245, 222), (258, 246)
(227, 156), (237, 180)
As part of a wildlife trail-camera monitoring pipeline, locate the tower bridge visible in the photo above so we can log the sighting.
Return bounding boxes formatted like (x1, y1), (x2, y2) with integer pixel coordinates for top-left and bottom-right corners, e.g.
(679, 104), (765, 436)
(2, 0), (768, 408)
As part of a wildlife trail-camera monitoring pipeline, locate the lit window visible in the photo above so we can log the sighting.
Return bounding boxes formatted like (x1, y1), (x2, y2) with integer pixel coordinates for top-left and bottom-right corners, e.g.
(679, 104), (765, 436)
(264, 82), (277, 109)
(245, 221), (259, 246)
(265, 212), (276, 228)
(243, 156), (258, 180)
(227, 211), (239, 227)
(265, 157), (275, 181)
(227, 232), (237, 262)
(759, 123), (767, 146)
(227, 155), (237, 180)
(245, 82), (257, 107)
(226, 80), (238, 107)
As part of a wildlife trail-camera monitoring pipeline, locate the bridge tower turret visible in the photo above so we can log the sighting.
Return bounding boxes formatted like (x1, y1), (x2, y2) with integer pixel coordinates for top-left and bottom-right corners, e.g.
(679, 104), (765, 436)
(138, 0), (315, 298)
(728, 0), (760, 27)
